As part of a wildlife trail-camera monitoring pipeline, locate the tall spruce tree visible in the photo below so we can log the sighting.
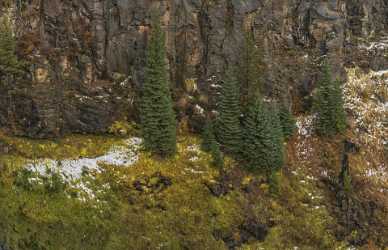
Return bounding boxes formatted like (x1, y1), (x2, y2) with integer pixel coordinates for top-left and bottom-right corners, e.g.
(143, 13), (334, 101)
(239, 30), (263, 108)
(140, 14), (176, 157)
(201, 119), (224, 168)
(201, 119), (216, 152)
(278, 104), (296, 139)
(314, 60), (346, 137)
(0, 16), (24, 76)
(242, 100), (284, 173)
(216, 67), (242, 156)
(210, 140), (224, 169)
(331, 78), (347, 132)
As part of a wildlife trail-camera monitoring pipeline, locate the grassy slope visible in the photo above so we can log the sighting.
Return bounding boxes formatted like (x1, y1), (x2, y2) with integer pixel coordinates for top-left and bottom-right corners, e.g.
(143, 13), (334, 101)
(0, 132), (386, 249)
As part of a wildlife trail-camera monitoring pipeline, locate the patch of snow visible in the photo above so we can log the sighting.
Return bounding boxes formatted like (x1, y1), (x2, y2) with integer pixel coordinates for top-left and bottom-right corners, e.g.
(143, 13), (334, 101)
(184, 168), (205, 174)
(359, 37), (388, 52)
(26, 137), (142, 181)
(119, 76), (131, 86)
(343, 68), (387, 149)
(295, 115), (316, 163)
(296, 115), (315, 137)
(364, 163), (387, 182)
(263, 97), (276, 103)
(306, 175), (317, 181)
(372, 69), (388, 76)
(187, 144), (201, 154)
(194, 104), (205, 115)
(75, 182), (97, 200)
(189, 156), (200, 162)
(344, 68), (387, 185)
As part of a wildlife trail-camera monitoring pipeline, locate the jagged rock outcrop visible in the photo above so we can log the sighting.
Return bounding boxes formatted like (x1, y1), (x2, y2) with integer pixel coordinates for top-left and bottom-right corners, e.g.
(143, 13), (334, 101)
(1, 0), (388, 137)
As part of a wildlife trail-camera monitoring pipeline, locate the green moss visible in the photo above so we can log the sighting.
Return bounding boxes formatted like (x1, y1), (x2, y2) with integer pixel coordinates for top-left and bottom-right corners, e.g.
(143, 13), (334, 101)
(0, 134), (351, 249)
(0, 171), (119, 250)
(210, 191), (245, 235)
(108, 121), (139, 137)
(0, 133), (124, 160)
(240, 171), (346, 250)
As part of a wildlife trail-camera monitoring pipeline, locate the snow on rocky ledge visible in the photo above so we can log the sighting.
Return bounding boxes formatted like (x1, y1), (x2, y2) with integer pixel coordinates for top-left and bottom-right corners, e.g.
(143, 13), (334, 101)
(343, 68), (387, 148)
(344, 68), (387, 184)
(295, 115), (316, 164)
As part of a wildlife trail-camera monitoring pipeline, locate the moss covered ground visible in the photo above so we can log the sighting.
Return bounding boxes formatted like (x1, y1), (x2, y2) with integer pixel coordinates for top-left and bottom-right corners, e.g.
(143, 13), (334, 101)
(0, 132), (385, 249)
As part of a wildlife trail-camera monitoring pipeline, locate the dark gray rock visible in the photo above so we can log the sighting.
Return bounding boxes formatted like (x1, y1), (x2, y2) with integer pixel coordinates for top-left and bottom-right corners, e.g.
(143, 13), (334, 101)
(1, 0), (388, 137)
(133, 171), (172, 193)
(0, 243), (7, 250)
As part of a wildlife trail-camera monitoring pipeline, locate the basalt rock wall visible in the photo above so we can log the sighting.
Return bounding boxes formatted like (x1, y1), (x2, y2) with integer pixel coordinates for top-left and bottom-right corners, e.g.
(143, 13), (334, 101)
(1, 0), (388, 138)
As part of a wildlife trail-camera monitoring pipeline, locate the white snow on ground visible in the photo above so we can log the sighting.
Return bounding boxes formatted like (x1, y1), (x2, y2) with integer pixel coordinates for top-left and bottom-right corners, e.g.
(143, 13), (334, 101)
(183, 144), (207, 175)
(365, 164), (388, 179)
(296, 115), (315, 137)
(186, 144), (201, 154)
(359, 36), (388, 51)
(26, 137), (142, 183)
(343, 68), (387, 184)
(343, 68), (387, 148)
(359, 41), (388, 51)
(295, 115), (316, 163)
(373, 69), (388, 76)
(25, 137), (142, 201)
(187, 144), (201, 163)
(193, 104), (205, 115)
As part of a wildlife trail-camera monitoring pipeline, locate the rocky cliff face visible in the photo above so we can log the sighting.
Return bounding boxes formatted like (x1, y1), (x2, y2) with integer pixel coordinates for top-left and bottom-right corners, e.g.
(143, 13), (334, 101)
(1, 0), (388, 138)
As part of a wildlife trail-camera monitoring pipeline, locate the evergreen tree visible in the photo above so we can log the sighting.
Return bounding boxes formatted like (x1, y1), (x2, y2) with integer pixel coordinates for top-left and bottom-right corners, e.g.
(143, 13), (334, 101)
(331, 78), (347, 132)
(140, 14), (176, 157)
(338, 140), (355, 196)
(242, 100), (284, 173)
(313, 61), (346, 136)
(239, 30), (264, 108)
(216, 67), (242, 156)
(201, 119), (224, 168)
(339, 154), (352, 194)
(0, 16), (24, 76)
(278, 104), (296, 139)
(201, 119), (216, 152)
(210, 140), (224, 169)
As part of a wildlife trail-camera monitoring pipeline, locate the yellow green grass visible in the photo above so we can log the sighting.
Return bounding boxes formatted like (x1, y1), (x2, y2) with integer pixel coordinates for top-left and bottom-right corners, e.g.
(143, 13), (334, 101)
(0, 133), (350, 249)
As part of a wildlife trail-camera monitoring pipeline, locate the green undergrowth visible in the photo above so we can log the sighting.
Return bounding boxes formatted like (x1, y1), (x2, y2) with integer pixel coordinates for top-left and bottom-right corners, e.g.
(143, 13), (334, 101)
(0, 132), (124, 160)
(0, 134), (349, 249)
(247, 172), (345, 249)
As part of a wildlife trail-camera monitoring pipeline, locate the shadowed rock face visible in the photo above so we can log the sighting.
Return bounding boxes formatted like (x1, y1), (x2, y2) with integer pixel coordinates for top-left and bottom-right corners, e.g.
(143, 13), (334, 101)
(1, 0), (388, 138)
